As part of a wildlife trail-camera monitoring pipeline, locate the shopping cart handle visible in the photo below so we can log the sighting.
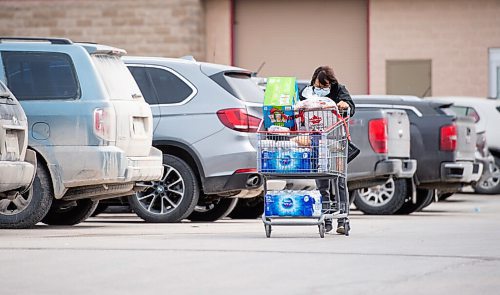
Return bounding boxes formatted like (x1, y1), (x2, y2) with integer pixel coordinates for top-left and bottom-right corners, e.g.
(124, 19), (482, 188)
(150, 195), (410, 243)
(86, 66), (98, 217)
(339, 106), (350, 118)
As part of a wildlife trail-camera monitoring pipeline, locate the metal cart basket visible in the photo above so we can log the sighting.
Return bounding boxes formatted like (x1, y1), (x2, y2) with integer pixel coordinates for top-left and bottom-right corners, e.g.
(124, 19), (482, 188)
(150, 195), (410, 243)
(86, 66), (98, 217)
(258, 106), (351, 238)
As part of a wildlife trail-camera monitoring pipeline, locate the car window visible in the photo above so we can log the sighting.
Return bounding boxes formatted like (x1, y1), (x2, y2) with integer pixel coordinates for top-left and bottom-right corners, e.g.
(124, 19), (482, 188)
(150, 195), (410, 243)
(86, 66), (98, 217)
(128, 66), (158, 105)
(466, 107), (480, 123)
(209, 71), (264, 103)
(2, 51), (79, 100)
(224, 72), (264, 103)
(146, 67), (193, 104)
(449, 106), (467, 117)
(297, 82), (309, 94)
(91, 54), (141, 100)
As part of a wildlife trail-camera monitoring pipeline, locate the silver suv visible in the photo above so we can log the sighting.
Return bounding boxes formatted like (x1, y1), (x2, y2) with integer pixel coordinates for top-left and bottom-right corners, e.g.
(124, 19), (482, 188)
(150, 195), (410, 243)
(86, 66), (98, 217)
(0, 80), (36, 227)
(123, 56), (263, 222)
(0, 37), (163, 228)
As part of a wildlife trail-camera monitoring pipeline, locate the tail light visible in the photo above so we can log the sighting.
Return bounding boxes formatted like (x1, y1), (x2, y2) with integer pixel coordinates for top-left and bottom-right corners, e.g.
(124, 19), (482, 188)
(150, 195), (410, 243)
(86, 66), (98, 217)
(217, 108), (261, 132)
(93, 107), (116, 141)
(368, 118), (388, 154)
(440, 124), (457, 151)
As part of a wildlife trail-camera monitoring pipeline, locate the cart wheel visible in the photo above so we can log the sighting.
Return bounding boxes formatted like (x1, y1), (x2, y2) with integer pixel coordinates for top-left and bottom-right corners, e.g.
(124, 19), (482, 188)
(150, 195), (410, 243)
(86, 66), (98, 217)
(318, 223), (325, 238)
(265, 224), (272, 238)
(344, 220), (350, 236)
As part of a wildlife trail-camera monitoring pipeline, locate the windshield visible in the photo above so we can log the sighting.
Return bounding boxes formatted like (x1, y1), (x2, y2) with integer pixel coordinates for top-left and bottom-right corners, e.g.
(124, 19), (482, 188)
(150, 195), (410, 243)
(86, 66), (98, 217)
(223, 72), (264, 103)
(91, 54), (142, 100)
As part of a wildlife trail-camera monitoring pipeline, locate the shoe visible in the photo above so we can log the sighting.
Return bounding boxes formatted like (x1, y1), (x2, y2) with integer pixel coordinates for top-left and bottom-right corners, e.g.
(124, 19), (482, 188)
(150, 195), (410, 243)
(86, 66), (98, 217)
(336, 221), (345, 234)
(324, 219), (333, 233)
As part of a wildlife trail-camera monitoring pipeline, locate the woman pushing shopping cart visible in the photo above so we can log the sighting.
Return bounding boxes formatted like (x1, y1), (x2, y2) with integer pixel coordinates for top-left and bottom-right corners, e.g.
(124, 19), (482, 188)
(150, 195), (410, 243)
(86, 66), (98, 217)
(258, 66), (357, 238)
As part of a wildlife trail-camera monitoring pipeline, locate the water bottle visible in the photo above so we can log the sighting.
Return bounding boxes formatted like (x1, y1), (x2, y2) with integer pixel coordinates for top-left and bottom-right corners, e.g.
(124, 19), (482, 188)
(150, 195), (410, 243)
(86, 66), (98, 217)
(299, 148), (311, 173)
(276, 147), (284, 173)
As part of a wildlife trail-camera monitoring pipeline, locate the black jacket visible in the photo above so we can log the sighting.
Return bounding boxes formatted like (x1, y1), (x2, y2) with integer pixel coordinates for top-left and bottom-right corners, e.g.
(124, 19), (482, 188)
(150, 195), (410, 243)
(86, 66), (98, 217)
(300, 83), (355, 116)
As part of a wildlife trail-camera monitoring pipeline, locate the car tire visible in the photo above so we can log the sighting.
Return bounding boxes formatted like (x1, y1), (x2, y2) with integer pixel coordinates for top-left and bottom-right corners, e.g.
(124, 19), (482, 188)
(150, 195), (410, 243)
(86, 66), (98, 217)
(228, 196), (264, 219)
(90, 203), (109, 217)
(474, 156), (500, 194)
(438, 192), (454, 201)
(187, 197), (238, 222)
(42, 199), (98, 225)
(395, 188), (434, 215)
(418, 190), (435, 210)
(0, 159), (53, 229)
(128, 154), (199, 223)
(353, 177), (407, 215)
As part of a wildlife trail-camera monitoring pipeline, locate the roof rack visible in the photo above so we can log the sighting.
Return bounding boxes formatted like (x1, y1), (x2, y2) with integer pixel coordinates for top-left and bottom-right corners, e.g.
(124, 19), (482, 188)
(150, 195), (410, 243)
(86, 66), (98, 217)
(0, 37), (73, 44)
(75, 41), (97, 44)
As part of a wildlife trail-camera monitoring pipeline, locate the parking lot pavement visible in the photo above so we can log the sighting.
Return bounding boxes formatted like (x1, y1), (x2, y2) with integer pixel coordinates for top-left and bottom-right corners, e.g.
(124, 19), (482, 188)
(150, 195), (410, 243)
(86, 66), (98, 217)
(1, 193), (500, 295)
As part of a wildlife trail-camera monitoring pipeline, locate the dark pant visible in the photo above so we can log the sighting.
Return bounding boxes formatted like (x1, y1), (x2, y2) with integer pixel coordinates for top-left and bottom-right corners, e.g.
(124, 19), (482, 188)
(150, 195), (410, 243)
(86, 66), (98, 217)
(316, 176), (349, 215)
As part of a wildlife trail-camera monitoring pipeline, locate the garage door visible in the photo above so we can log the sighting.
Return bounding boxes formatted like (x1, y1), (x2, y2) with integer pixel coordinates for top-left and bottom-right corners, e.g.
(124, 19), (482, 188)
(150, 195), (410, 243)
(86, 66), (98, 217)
(234, 0), (367, 94)
(387, 60), (432, 97)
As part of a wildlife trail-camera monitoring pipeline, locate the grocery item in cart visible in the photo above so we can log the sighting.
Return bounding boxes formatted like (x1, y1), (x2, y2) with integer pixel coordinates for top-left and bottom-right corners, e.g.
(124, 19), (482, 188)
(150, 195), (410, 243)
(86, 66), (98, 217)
(267, 125), (291, 135)
(296, 107), (338, 132)
(260, 146), (311, 173)
(290, 135), (311, 147)
(295, 96), (337, 110)
(263, 77), (298, 129)
(264, 190), (322, 217)
(259, 139), (298, 149)
(295, 90), (339, 131)
(310, 133), (329, 172)
(264, 106), (295, 129)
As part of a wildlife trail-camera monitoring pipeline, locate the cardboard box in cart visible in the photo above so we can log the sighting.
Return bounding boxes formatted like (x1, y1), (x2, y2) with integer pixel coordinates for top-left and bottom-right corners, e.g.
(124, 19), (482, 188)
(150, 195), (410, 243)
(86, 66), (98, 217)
(263, 77), (298, 129)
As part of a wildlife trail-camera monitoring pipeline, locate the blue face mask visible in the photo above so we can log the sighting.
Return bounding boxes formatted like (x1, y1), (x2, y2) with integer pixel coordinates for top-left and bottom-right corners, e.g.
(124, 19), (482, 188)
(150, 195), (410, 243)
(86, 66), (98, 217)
(313, 87), (330, 97)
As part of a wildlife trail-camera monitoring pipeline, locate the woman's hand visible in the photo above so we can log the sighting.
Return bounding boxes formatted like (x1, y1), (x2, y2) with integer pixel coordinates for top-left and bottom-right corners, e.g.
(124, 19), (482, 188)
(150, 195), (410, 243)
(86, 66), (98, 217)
(337, 101), (349, 110)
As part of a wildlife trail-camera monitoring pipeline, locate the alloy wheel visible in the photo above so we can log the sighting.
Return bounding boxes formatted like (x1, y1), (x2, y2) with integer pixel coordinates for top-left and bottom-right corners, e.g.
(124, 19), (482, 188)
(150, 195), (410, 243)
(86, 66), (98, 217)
(135, 164), (185, 215)
(357, 178), (395, 207)
(478, 162), (500, 190)
(0, 189), (33, 216)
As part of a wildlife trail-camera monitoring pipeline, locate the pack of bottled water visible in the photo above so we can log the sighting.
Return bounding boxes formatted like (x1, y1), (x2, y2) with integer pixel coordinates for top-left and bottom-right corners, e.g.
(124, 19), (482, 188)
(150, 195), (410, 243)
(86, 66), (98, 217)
(260, 146), (312, 173)
(264, 190), (322, 217)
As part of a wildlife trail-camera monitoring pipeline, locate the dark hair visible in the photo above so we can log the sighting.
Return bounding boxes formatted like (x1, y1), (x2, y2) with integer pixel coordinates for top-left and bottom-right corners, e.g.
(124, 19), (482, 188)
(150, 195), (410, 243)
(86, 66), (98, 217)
(310, 66), (338, 87)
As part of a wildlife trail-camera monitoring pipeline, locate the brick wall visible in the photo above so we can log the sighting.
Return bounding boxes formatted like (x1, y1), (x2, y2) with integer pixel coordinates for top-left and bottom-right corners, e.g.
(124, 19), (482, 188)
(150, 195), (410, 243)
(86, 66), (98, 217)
(370, 0), (500, 96)
(0, 0), (206, 60)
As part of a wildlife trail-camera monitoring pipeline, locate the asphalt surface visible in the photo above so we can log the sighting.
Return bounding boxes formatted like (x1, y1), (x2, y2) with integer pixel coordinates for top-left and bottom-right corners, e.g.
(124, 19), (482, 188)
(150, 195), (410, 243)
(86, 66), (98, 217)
(1, 193), (499, 295)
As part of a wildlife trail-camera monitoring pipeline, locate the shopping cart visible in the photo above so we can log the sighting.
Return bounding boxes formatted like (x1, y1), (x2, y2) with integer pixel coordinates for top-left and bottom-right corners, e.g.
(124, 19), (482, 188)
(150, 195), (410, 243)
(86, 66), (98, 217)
(258, 106), (351, 238)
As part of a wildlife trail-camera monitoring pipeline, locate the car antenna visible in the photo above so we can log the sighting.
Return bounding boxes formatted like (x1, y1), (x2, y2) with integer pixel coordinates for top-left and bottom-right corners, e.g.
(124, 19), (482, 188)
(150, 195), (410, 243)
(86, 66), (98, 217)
(421, 85), (432, 98)
(253, 61), (266, 77)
